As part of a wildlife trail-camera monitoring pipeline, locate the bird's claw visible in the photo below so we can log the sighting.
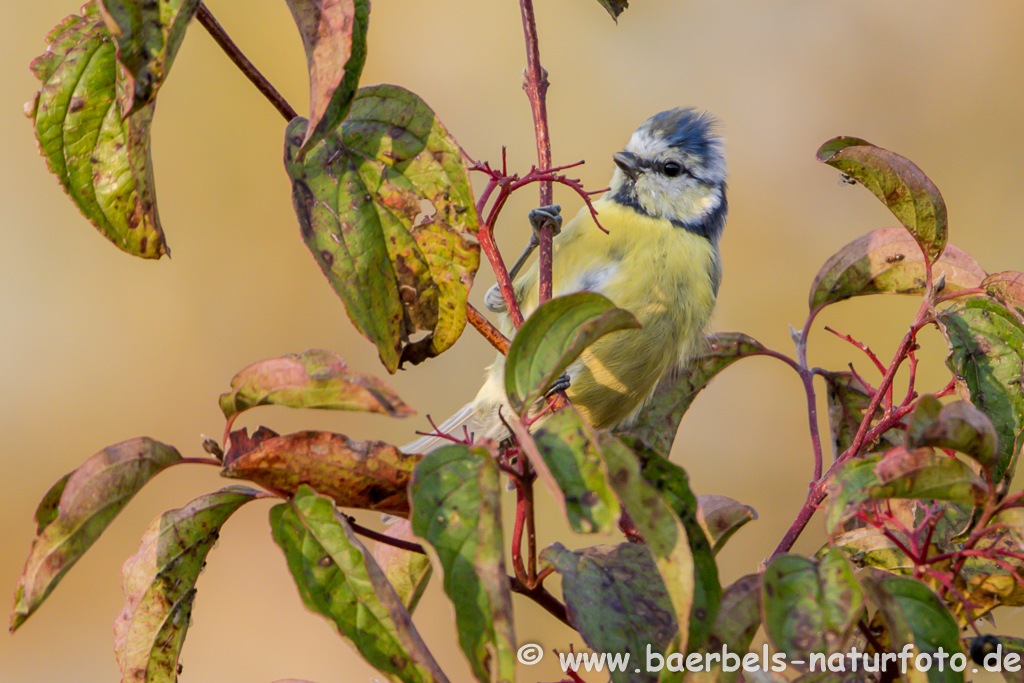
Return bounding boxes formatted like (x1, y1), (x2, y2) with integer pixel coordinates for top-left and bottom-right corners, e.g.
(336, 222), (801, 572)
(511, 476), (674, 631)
(545, 372), (571, 399)
(529, 205), (562, 237)
(484, 283), (507, 313)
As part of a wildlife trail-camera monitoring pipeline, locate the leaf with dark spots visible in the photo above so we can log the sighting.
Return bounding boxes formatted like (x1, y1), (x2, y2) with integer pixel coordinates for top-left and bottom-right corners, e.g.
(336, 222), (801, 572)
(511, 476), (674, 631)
(114, 487), (260, 682)
(271, 487), (449, 683)
(527, 409), (620, 535)
(809, 228), (984, 310)
(543, 542), (676, 683)
(817, 138), (947, 262)
(219, 349), (415, 421)
(872, 446), (989, 505)
(761, 550), (866, 665)
(285, 0), (370, 157)
(695, 495), (757, 555)
(937, 296), (1024, 482)
(860, 570), (961, 683)
(983, 271), (1024, 321)
(97, 0), (200, 115)
(28, 4), (168, 258)
(409, 444), (515, 683)
(222, 430), (419, 516)
(284, 86), (479, 373)
(11, 437), (182, 631)
(616, 332), (768, 457)
(594, 432), (719, 655)
(683, 575), (761, 683)
(905, 398), (999, 472)
(824, 447), (988, 533)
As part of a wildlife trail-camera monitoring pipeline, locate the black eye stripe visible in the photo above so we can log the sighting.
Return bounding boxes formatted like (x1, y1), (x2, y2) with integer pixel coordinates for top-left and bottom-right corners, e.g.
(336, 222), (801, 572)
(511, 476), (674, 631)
(662, 161), (686, 177)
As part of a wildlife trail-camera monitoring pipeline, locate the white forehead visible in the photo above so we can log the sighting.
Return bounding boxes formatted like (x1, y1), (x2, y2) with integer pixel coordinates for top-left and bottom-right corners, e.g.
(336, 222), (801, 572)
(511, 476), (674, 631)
(624, 128), (727, 184)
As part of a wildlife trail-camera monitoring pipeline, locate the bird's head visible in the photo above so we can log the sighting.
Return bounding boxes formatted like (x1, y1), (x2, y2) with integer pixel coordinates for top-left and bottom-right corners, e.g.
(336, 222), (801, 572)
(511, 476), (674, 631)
(609, 108), (727, 241)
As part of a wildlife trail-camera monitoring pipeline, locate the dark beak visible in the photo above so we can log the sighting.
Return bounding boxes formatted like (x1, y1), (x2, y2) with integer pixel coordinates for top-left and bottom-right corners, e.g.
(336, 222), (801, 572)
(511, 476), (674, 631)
(613, 151), (640, 181)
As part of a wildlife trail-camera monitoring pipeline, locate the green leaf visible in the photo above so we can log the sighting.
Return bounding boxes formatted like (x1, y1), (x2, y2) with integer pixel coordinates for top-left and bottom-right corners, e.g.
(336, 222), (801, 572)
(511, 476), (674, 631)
(372, 519), (432, 614)
(222, 429), (419, 516)
(615, 332), (767, 456)
(761, 550), (866, 664)
(938, 296), (1024, 482)
(809, 228), (984, 310)
(528, 409), (620, 534)
(28, 5), (167, 258)
(830, 527), (915, 573)
(97, 0), (199, 114)
(825, 447), (988, 533)
(905, 395), (944, 448)
(543, 542), (676, 683)
(861, 570), (962, 683)
(983, 271), (1024, 321)
(822, 370), (906, 459)
(597, 433), (719, 657)
(285, 85), (480, 372)
(285, 0), (369, 157)
(409, 445), (514, 683)
(504, 292), (640, 414)
(625, 441), (720, 654)
(114, 486), (260, 682)
(270, 486), (448, 683)
(595, 0), (629, 21)
(682, 575), (761, 683)
(219, 349), (414, 421)
(33, 472), (72, 534)
(905, 399), (999, 472)
(823, 454), (884, 533)
(11, 437), (181, 631)
(817, 139), (947, 262)
(695, 495), (757, 555)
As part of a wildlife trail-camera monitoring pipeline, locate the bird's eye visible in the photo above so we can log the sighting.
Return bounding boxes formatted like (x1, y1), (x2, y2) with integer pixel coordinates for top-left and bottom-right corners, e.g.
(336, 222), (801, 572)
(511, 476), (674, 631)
(663, 161), (683, 177)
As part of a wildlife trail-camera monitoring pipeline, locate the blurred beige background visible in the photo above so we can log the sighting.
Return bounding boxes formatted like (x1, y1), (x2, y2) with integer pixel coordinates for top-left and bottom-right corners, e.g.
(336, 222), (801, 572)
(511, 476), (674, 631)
(3, 2), (1024, 681)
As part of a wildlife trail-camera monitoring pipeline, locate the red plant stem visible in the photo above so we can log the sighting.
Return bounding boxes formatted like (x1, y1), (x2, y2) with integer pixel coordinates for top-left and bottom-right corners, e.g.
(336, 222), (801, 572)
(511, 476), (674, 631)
(509, 576), (570, 627)
(797, 304), (827, 480)
(467, 304), (510, 354)
(478, 226), (525, 328)
(518, 0), (555, 303)
(512, 480), (529, 584)
(195, 4), (298, 122)
(773, 314), (930, 558)
(824, 326), (887, 375)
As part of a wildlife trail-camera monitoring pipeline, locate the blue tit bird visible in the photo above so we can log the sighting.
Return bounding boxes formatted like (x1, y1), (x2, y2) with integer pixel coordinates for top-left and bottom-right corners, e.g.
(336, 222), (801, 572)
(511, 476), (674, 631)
(403, 107), (727, 454)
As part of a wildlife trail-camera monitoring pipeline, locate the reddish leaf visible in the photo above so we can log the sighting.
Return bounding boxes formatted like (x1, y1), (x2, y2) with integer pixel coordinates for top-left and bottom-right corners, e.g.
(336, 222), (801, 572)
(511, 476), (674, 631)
(222, 429), (419, 515)
(219, 349), (414, 421)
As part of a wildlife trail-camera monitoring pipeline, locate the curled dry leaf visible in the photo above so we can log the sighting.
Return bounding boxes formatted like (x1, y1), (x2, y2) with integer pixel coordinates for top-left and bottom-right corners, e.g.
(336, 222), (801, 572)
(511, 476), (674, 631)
(222, 428), (419, 516)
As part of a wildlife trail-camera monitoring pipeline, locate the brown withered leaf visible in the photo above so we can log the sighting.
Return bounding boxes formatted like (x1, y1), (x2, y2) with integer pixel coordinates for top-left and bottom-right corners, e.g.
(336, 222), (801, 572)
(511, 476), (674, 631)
(222, 429), (419, 515)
